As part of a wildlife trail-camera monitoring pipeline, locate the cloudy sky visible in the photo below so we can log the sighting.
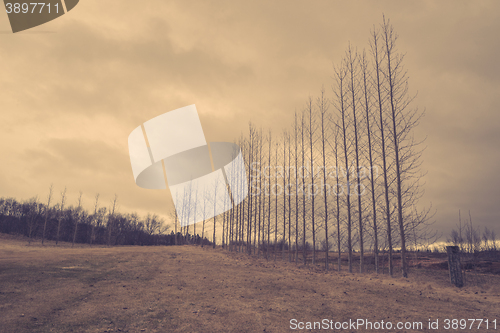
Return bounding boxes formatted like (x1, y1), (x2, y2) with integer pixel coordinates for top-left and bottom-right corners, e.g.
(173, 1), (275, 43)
(1, 0), (499, 239)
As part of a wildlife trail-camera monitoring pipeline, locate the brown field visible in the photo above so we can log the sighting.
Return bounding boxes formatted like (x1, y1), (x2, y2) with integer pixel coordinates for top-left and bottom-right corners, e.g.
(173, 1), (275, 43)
(1, 234), (499, 333)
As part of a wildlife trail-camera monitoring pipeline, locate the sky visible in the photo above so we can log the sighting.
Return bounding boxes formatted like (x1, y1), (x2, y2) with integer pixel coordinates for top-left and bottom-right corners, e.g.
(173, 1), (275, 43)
(0, 0), (499, 239)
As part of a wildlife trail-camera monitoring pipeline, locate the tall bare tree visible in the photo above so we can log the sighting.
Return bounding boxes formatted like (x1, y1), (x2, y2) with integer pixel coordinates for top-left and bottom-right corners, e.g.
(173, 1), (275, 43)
(267, 131), (272, 260)
(257, 130), (264, 257)
(381, 17), (427, 277)
(346, 45), (366, 273)
(282, 131), (288, 260)
(274, 140), (279, 261)
(361, 50), (380, 273)
(238, 136), (246, 253)
(246, 124), (256, 254)
(318, 88), (330, 270)
(294, 113), (300, 263)
(212, 172), (223, 249)
(307, 98), (318, 264)
(333, 122), (342, 271)
(370, 26), (393, 276)
(335, 61), (353, 273)
(301, 111), (307, 265)
(287, 127), (293, 263)
(201, 195), (206, 248)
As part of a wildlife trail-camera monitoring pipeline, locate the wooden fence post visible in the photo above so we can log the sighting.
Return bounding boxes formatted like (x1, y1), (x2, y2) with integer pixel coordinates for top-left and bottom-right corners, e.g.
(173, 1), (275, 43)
(447, 246), (464, 287)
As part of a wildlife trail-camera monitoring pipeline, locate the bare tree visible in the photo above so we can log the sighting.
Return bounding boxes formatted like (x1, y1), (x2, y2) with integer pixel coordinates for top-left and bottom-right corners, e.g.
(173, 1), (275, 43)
(465, 210), (481, 255)
(335, 61), (353, 273)
(26, 197), (39, 244)
(345, 44), (367, 273)
(239, 136), (247, 253)
(174, 192), (179, 245)
(382, 17), (407, 277)
(457, 210), (464, 252)
(287, 126), (293, 263)
(56, 187), (67, 246)
(245, 124), (256, 254)
(72, 191), (83, 247)
(144, 213), (165, 236)
(490, 229), (497, 252)
(253, 129), (263, 255)
(212, 173), (222, 249)
(301, 111), (307, 265)
(90, 193), (99, 246)
(267, 131), (272, 260)
(307, 97), (318, 264)
(370, 26), (394, 276)
(42, 184), (53, 245)
(201, 197), (206, 248)
(257, 130), (264, 257)
(333, 122), (342, 271)
(107, 194), (118, 246)
(168, 197), (179, 245)
(318, 87), (330, 270)
(294, 113), (300, 263)
(381, 17), (428, 277)
(282, 131), (288, 260)
(274, 140), (279, 261)
(193, 186), (198, 243)
(222, 194), (226, 249)
(361, 50), (380, 273)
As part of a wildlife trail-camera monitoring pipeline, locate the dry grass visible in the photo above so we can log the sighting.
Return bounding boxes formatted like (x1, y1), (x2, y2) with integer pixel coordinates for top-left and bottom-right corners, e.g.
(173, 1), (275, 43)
(1, 233), (499, 333)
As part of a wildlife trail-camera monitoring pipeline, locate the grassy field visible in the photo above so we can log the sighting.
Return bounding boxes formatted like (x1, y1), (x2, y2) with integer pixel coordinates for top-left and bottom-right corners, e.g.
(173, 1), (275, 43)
(1, 233), (499, 333)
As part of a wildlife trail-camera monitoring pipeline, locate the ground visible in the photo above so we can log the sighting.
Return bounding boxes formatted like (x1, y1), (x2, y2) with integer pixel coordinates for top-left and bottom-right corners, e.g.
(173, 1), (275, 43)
(1, 234), (499, 333)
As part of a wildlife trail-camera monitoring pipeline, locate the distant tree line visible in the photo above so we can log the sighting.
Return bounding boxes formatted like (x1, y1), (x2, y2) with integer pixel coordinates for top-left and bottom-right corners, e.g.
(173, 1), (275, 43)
(0, 193), (211, 247)
(449, 210), (498, 254)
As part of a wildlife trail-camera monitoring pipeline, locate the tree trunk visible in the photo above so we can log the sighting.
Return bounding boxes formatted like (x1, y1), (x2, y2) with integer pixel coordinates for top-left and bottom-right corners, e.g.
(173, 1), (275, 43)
(308, 98), (316, 265)
(346, 46), (365, 273)
(361, 51), (379, 273)
(319, 88), (330, 271)
(371, 28), (393, 276)
(383, 18), (407, 278)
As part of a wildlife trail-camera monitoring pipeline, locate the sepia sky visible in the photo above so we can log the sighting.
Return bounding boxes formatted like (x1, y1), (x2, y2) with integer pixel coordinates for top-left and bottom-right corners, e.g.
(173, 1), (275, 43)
(0, 0), (499, 239)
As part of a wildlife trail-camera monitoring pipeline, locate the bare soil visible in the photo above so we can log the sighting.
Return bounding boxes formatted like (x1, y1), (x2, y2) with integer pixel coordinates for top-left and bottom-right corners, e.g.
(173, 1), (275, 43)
(1, 233), (499, 333)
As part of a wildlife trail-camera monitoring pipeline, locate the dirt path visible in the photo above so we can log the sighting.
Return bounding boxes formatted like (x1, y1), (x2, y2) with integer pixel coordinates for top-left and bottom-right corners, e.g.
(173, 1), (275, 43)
(1, 237), (499, 332)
